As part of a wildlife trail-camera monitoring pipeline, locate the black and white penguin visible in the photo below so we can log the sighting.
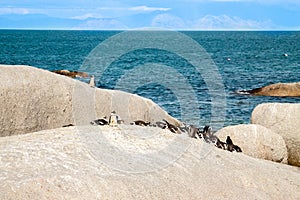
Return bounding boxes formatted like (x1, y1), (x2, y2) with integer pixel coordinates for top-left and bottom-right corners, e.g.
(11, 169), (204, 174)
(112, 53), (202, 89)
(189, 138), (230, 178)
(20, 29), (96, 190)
(215, 138), (226, 150)
(201, 125), (211, 143)
(233, 144), (242, 152)
(90, 117), (108, 126)
(225, 136), (242, 152)
(131, 120), (151, 126)
(109, 111), (118, 127)
(187, 125), (199, 139)
(163, 119), (179, 134)
(155, 121), (167, 129)
(62, 124), (74, 127)
(178, 124), (188, 134)
(89, 75), (95, 87)
(226, 136), (234, 152)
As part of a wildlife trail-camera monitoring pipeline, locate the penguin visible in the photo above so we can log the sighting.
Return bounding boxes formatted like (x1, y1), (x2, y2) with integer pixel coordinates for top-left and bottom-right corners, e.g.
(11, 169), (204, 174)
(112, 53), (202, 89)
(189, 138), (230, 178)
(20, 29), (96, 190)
(155, 121), (167, 129)
(117, 119), (124, 124)
(89, 75), (95, 87)
(90, 117), (108, 126)
(233, 144), (242, 152)
(162, 119), (179, 134)
(178, 124), (188, 134)
(201, 125), (211, 143)
(187, 125), (199, 139)
(215, 138), (226, 150)
(62, 124), (74, 127)
(203, 125), (211, 134)
(131, 120), (151, 126)
(226, 136), (234, 152)
(108, 111), (118, 127)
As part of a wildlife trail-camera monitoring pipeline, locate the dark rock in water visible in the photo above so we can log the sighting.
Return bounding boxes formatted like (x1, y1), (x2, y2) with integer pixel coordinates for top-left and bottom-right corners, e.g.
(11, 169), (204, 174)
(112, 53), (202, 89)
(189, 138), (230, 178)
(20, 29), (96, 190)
(52, 69), (89, 78)
(238, 82), (300, 97)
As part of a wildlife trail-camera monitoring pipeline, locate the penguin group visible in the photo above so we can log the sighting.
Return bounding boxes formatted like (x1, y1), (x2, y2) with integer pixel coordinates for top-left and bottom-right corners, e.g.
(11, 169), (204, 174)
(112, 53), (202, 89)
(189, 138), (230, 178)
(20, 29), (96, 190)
(90, 111), (124, 127)
(90, 111), (242, 153)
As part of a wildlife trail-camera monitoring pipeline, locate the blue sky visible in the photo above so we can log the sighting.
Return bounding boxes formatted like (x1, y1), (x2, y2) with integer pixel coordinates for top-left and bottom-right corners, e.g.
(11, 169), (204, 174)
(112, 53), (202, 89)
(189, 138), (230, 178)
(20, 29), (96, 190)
(0, 0), (300, 30)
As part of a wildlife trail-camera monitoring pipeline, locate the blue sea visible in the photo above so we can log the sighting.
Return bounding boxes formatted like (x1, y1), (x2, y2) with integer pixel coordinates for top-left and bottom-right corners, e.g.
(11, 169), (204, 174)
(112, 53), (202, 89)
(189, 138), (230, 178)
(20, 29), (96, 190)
(1, 30), (299, 130)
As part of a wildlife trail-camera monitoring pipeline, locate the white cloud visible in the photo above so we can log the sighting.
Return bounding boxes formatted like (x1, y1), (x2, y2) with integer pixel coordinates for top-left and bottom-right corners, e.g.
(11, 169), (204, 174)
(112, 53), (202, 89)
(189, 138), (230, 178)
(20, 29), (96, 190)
(71, 6), (170, 20)
(191, 15), (274, 30)
(0, 7), (30, 15)
(151, 13), (274, 30)
(71, 13), (104, 20)
(73, 19), (128, 30)
(129, 6), (170, 12)
(151, 14), (186, 29)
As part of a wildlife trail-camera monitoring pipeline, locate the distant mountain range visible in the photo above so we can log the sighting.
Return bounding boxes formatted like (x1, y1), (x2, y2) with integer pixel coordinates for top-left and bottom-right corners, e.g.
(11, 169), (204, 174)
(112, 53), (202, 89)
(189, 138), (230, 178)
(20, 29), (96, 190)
(0, 12), (161, 30)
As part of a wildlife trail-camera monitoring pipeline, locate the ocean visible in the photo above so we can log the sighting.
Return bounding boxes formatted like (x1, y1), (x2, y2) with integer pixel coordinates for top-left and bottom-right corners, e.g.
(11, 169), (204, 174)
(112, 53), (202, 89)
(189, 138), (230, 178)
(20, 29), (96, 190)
(1, 30), (299, 130)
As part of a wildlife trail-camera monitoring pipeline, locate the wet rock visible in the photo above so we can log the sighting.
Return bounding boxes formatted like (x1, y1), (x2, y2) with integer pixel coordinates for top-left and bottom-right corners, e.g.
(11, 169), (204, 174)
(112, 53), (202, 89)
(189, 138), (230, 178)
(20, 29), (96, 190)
(239, 82), (300, 97)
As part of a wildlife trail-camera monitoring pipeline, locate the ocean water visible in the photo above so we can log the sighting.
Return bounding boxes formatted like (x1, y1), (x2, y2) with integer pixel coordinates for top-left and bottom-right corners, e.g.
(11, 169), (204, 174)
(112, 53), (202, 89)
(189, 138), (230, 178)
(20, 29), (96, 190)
(1, 30), (299, 130)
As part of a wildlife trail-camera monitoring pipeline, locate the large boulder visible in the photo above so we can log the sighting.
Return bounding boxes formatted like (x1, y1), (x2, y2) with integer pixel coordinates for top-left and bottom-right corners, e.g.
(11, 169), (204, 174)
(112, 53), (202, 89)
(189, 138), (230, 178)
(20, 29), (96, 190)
(0, 125), (299, 199)
(216, 124), (288, 164)
(251, 103), (300, 166)
(0, 65), (179, 137)
(240, 82), (300, 97)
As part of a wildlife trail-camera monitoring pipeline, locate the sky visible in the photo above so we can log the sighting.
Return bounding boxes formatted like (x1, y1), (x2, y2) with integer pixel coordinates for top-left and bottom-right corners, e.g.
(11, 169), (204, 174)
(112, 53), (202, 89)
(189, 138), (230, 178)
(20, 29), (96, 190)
(0, 0), (300, 30)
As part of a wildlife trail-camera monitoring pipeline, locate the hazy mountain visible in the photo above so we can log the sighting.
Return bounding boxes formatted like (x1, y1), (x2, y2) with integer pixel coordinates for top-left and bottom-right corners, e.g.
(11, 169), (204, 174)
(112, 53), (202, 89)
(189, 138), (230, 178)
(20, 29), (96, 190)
(0, 12), (164, 30)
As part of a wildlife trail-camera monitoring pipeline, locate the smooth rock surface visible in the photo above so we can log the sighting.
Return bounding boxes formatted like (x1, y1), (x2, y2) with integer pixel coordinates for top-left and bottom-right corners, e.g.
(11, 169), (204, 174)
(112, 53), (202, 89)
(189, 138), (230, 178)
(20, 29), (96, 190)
(241, 82), (300, 97)
(0, 65), (179, 137)
(216, 124), (288, 164)
(0, 125), (299, 200)
(251, 103), (300, 166)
